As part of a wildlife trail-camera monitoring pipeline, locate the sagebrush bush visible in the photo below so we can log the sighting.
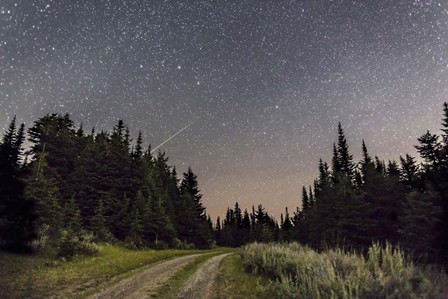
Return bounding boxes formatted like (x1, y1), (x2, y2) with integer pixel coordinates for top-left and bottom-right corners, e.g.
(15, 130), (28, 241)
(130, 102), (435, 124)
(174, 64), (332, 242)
(241, 242), (447, 298)
(58, 230), (99, 259)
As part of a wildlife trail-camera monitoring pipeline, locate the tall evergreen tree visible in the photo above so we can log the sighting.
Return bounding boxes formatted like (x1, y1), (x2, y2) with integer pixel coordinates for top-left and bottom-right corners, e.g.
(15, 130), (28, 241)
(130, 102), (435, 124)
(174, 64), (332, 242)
(416, 131), (441, 170)
(28, 113), (77, 202)
(337, 123), (354, 178)
(63, 195), (82, 233)
(399, 154), (420, 189)
(399, 191), (442, 261)
(0, 117), (35, 251)
(301, 187), (310, 212)
(24, 150), (61, 237)
(179, 167), (212, 248)
(90, 196), (110, 241)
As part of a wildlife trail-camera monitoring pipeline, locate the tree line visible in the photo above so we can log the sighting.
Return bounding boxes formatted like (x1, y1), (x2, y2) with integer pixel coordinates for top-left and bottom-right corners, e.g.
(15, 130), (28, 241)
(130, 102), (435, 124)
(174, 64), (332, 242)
(0, 114), (213, 253)
(217, 102), (448, 264)
(2, 103), (448, 264)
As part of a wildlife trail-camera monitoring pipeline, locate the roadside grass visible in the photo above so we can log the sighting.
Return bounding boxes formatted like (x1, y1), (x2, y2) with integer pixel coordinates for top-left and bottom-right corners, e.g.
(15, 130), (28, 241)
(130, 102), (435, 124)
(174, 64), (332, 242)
(241, 242), (448, 299)
(0, 244), (226, 298)
(216, 253), (273, 299)
(152, 250), (233, 298)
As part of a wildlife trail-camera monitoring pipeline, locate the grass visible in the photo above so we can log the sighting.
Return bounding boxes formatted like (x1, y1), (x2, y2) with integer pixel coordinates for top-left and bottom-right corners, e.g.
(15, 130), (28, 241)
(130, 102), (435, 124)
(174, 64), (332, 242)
(240, 242), (448, 299)
(0, 244), (225, 298)
(216, 253), (273, 299)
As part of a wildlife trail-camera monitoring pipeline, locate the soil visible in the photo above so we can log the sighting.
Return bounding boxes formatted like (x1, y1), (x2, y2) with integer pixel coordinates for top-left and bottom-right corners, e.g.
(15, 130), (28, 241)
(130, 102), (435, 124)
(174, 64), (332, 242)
(176, 253), (232, 299)
(89, 252), (232, 299)
(89, 253), (206, 299)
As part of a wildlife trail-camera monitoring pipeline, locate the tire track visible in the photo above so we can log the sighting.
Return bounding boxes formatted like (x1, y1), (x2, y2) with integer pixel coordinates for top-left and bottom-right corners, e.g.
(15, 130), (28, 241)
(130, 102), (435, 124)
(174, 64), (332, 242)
(177, 253), (232, 299)
(90, 253), (208, 299)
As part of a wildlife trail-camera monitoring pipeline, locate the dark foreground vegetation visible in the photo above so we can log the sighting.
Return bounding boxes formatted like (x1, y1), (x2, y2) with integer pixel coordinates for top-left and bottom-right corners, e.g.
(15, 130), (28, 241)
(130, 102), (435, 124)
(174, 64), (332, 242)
(0, 114), (213, 257)
(241, 242), (448, 298)
(218, 102), (448, 266)
(2, 103), (448, 298)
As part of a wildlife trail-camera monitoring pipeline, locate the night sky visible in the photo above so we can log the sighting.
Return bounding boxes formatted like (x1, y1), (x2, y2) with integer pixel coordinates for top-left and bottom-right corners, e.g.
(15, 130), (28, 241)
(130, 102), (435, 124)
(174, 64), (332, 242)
(2, 0), (448, 220)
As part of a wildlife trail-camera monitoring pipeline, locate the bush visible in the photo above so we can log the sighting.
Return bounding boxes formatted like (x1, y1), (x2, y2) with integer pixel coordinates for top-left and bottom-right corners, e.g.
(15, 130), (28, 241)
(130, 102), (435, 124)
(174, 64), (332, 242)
(30, 224), (50, 253)
(241, 242), (447, 298)
(94, 229), (116, 244)
(58, 230), (99, 259)
(149, 241), (169, 250)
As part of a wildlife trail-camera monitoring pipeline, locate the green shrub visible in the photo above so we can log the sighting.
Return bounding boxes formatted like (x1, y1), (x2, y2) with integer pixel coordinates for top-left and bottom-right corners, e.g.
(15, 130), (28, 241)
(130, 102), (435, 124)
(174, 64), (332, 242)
(30, 224), (50, 252)
(58, 230), (99, 259)
(149, 240), (169, 250)
(241, 242), (447, 298)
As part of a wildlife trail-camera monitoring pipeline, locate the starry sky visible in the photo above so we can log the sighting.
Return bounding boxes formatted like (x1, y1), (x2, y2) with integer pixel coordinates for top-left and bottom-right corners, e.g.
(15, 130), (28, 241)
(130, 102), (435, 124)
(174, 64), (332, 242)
(1, 0), (448, 220)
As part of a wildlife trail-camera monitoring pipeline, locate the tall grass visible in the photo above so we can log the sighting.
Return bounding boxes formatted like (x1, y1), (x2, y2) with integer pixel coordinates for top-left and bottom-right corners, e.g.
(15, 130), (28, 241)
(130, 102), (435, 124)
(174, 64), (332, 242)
(241, 242), (448, 298)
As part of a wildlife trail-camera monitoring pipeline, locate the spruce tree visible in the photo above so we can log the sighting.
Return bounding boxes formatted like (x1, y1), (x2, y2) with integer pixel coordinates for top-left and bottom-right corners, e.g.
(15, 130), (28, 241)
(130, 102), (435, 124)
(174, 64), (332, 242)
(301, 186), (310, 212)
(0, 117), (35, 251)
(126, 205), (144, 246)
(416, 131), (441, 169)
(387, 160), (400, 177)
(280, 207), (293, 241)
(399, 191), (442, 260)
(28, 113), (77, 201)
(64, 195), (82, 233)
(180, 167), (211, 248)
(337, 123), (354, 178)
(399, 154), (420, 189)
(308, 186), (314, 207)
(24, 150), (62, 237)
(91, 196), (110, 241)
(132, 130), (144, 159)
(241, 209), (251, 244)
(441, 102), (448, 144)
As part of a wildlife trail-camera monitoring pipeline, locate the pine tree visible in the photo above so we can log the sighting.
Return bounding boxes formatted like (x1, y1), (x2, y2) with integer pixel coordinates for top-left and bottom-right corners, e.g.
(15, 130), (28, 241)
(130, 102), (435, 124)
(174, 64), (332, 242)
(147, 191), (176, 246)
(65, 129), (99, 229)
(399, 154), (420, 189)
(280, 207), (293, 241)
(107, 193), (131, 240)
(416, 131), (441, 169)
(180, 167), (212, 248)
(126, 205), (144, 246)
(64, 195), (82, 233)
(0, 117), (36, 251)
(241, 209), (251, 244)
(24, 150), (62, 236)
(399, 191), (442, 260)
(91, 196), (110, 241)
(361, 140), (375, 182)
(308, 186), (314, 207)
(337, 123), (354, 178)
(441, 102), (448, 144)
(316, 158), (330, 196)
(215, 216), (222, 245)
(387, 160), (400, 177)
(132, 130), (144, 159)
(27, 113), (77, 201)
(331, 143), (341, 180)
(301, 187), (310, 212)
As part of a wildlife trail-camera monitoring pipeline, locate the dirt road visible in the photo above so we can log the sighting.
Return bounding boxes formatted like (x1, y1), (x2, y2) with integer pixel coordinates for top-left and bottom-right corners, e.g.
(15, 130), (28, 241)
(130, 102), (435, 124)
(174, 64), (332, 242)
(90, 252), (232, 299)
(90, 253), (207, 299)
(176, 253), (232, 299)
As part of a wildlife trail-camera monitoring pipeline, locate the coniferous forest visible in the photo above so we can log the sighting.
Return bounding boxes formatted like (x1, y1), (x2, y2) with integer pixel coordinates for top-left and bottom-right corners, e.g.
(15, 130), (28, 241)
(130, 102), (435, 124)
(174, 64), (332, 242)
(1, 103), (448, 265)
(0, 113), (214, 254)
(216, 102), (448, 265)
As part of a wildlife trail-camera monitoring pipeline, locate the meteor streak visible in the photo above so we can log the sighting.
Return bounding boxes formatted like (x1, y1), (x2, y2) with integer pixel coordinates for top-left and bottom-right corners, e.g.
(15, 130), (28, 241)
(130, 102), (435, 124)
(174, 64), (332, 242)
(151, 122), (194, 153)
